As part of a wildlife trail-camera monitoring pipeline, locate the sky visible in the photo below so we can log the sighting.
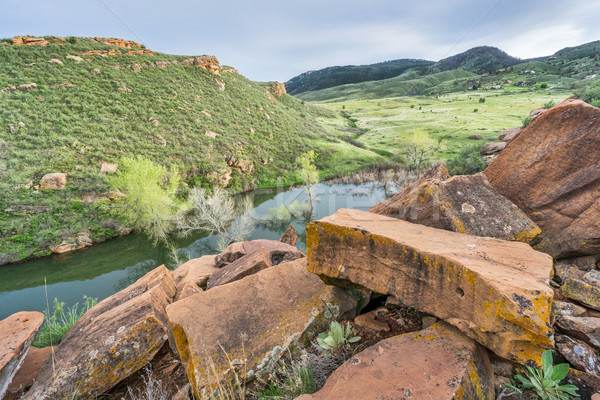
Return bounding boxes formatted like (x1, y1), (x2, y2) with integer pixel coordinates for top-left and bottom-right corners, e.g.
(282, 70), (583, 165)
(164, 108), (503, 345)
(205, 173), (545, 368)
(2, 0), (600, 82)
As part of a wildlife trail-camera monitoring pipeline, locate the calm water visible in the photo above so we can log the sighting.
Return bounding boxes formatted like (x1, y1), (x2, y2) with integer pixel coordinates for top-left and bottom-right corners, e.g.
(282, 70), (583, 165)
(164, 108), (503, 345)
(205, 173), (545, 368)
(0, 182), (394, 320)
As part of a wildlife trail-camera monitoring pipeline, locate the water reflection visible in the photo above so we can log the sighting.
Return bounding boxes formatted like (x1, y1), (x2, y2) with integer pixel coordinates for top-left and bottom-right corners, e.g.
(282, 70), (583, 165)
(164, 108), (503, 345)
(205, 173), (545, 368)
(0, 182), (396, 319)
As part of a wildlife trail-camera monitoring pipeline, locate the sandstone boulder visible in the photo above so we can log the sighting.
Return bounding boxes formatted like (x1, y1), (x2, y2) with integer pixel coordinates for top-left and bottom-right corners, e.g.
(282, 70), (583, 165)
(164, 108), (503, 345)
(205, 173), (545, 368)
(307, 208), (554, 366)
(297, 322), (494, 400)
(26, 265), (176, 399)
(39, 173), (66, 190)
(207, 243), (305, 289)
(267, 82), (286, 97)
(482, 141), (507, 155)
(48, 58), (63, 65)
(499, 127), (521, 142)
(370, 166), (540, 244)
(0, 312), (44, 399)
(66, 55), (84, 63)
(166, 258), (365, 398)
(485, 99), (600, 258)
(215, 239), (304, 268)
(552, 301), (588, 318)
(170, 255), (218, 300)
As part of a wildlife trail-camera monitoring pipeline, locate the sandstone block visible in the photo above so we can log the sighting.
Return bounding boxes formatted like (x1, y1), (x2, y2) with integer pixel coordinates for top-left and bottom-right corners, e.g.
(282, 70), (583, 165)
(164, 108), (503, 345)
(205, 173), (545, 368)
(215, 239), (304, 268)
(307, 208), (554, 366)
(0, 312), (44, 399)
(561, 278), (600, 311)
(166, 258), (365, 398)
(25, 266), (176, 399)
(296, 322), (494, 400)
(39, 173), (66, 190)
(170, 255), (218, 300)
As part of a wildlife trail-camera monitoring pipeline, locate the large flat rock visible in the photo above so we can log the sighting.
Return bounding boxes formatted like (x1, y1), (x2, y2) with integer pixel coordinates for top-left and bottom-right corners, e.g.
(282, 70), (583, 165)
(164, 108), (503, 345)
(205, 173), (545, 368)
(166, 258), (365, 399)
(485, 99), (600, 258)
(0, 311), (44, 399)
(25, 265), (176, 399)
(307, 208), (554, 366)
(370, 167), (540, 244)
(296, 322), (494, 400)
(170, 255), (218, 300)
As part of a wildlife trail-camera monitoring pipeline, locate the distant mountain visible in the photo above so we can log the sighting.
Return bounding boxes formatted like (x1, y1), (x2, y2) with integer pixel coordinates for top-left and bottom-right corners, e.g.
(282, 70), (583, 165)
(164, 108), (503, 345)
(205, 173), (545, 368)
(430, 46), (522, 74)
(553, 40), (600, 60)
(285, 59), (434, 95)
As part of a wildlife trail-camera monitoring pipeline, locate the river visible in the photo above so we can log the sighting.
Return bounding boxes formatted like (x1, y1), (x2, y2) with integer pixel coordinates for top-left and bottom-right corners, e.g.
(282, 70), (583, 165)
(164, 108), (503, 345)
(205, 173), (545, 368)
(0, 182), (395, 319)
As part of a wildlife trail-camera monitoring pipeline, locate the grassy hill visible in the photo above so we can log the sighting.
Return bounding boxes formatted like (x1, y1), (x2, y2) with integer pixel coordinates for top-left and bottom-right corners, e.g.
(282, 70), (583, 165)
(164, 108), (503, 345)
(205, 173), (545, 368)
(285, 59), (434, 95)
(0, 36), (383, 264)
(293, 41), (600, 102)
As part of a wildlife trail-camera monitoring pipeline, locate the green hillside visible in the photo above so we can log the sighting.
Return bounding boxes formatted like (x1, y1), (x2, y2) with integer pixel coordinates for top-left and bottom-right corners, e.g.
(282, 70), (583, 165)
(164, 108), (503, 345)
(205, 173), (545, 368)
(0, 36), (383, 264)
(285, 59), (434, 95)
(428, 46), (522, 74)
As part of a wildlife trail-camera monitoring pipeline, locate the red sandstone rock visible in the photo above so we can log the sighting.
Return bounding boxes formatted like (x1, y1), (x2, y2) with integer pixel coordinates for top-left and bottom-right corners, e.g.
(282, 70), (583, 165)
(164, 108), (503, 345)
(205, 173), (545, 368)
(485, 99), (600, 258)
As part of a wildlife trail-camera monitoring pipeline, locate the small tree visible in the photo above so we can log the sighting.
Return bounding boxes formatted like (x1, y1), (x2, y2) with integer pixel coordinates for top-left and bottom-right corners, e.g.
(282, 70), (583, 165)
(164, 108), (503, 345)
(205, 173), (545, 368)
(175, 187), (254, 251)
(295, 151), (319, 211)
(110, 156), (180, 244)
(402, 129), (436, 170)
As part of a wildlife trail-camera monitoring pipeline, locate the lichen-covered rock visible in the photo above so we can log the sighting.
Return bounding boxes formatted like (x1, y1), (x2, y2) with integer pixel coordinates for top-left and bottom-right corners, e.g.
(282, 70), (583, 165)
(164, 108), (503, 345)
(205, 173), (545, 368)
(215, 239), (304, 268)
(166, 258), (366, 399)
(25, 266), (176, 399)
(370, 167), (540, 244)
(552, 301), (587, 318)
(0, 312), (44, 399)
(296, 322), (494, 400)
(556, 316), (600, 349)
(485, 99), (600, 258)
(307, 208), (554, 366)
(170, 255), (218, 300)
(556, 335), (600, 376)
(561, 278), (600, 311)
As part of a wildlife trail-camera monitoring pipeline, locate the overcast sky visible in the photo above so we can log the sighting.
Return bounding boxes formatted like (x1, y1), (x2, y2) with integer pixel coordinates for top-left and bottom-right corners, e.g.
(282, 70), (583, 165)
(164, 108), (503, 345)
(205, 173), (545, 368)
(2, 0), (600, 82)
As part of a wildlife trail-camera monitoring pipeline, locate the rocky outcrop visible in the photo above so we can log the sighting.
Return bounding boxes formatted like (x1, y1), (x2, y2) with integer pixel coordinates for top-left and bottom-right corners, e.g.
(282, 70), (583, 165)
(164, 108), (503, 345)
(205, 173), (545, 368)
(26, 265), (176, 399)
(169, 255), (218, 300)
(370, 165), (541, 244)
(297, 322), (494, 400)
(206, 244), (305, 289)
(227, 156), (254, 174)
(267, 82), (286, 97)
(0, 312), (44, 399)
(10, 36), (50, 46)
(181, 56), (221, 74)
(17, 83), (37, 92)
(499, 127), (521, 142)
(485, 99), (600, 258)
(48, 58), (63, 65)
(66, 55), (84, 63)
(307, 208), (554, 366)
(481, 141), (506, 155)
(49, 231), (92, 254)
(166, 258), (366, 398)
(94, 37), (143, 48)
(39, 173), (66, 190)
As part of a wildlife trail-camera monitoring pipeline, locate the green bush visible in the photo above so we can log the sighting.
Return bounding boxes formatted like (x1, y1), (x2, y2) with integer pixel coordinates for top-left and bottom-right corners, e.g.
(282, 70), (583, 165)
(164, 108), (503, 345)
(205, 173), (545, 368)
(317, 321), (360, 353)
(33, 296), (97, 347)
(522, 116), (534, 127)
(445, 144), (486, 175)
(258, 364), (315, 399)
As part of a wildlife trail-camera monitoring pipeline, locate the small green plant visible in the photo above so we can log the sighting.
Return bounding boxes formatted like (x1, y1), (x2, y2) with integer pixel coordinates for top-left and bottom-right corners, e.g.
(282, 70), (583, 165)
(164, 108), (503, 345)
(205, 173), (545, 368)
(505, 350), (579, 400)
(33, 296), (97, 347)
(258, 364), (315, 399)
(544, 100), (556, 109)
(316, 321), (360, 353)
(522, 116), (534, 128)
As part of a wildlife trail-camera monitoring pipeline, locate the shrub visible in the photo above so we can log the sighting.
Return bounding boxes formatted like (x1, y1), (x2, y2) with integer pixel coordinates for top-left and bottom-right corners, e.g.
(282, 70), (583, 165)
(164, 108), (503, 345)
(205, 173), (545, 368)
(445, 144), (486, 176)
(479, 97), (486, 103)
(543, 100), (556, 109)
(33, 296), (97, 347)
(522, 116), (534, 128)
(109, 156), (181, 244)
